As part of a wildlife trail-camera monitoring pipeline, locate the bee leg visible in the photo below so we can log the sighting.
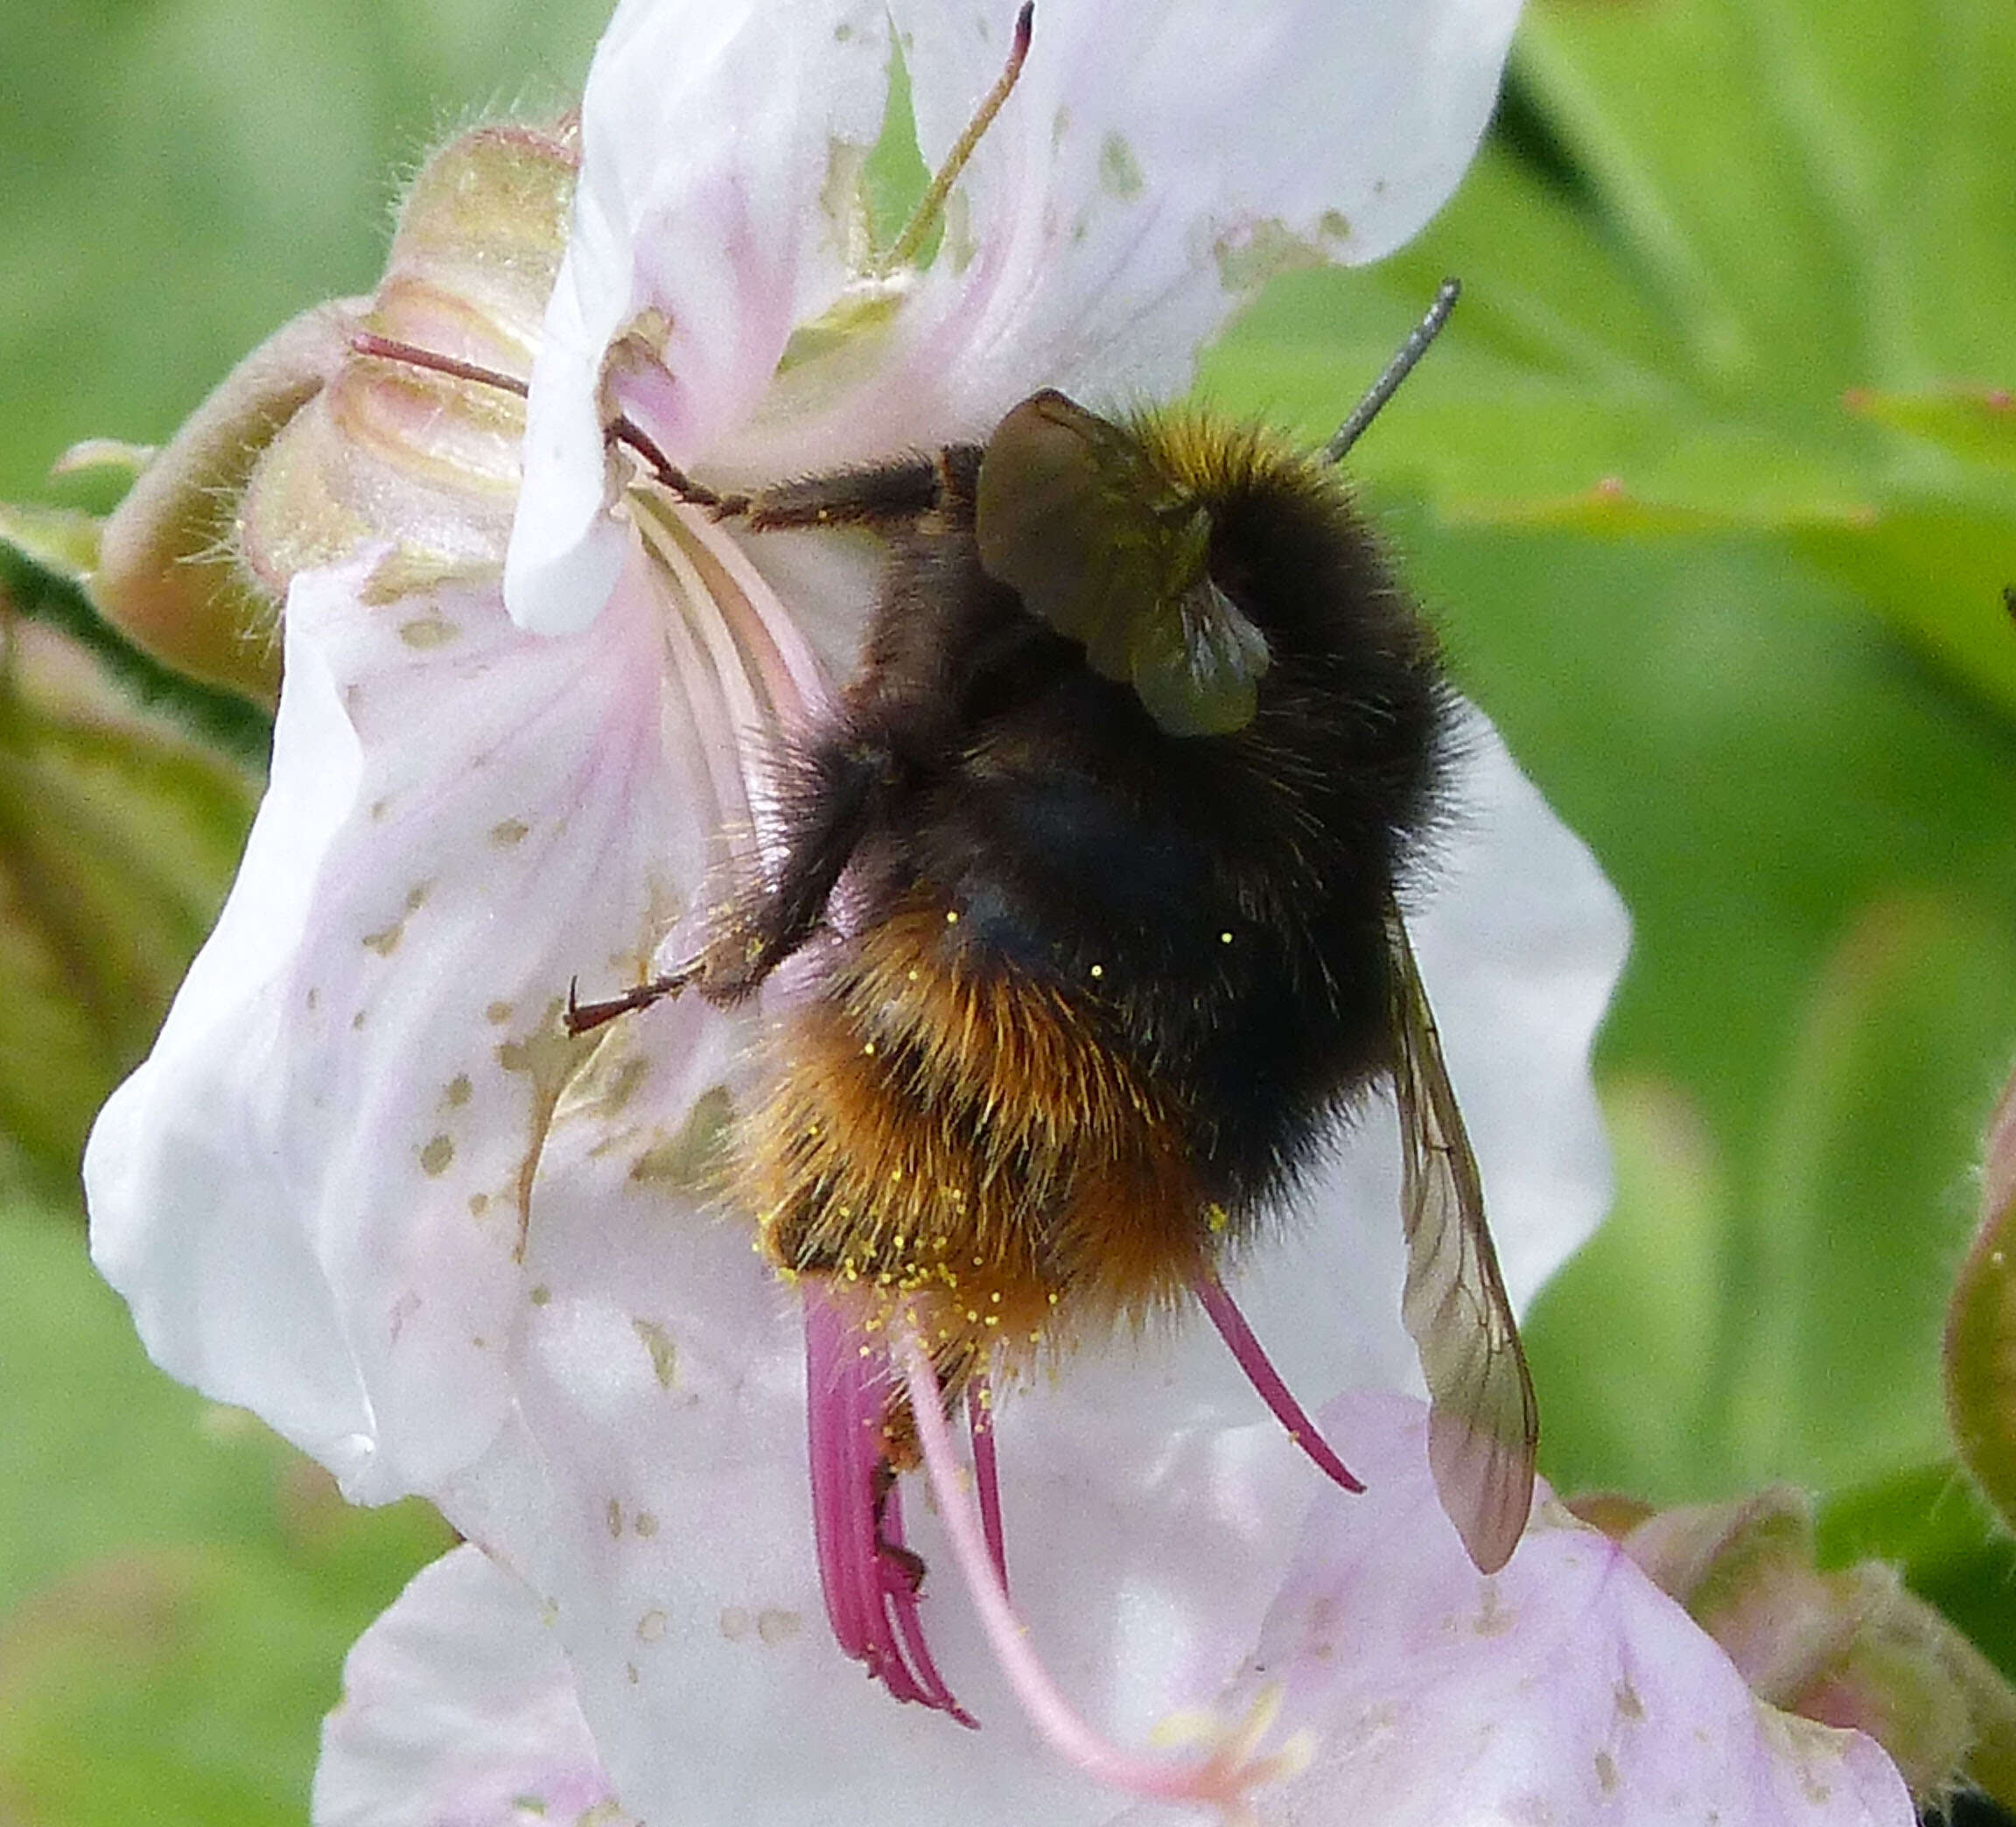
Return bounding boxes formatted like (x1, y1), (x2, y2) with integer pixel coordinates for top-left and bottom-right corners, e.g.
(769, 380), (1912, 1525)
(871, 1456), (928, 1595)
(700, 731), (902, 1001)
(627, 435), (979, 536)
(563, 958), (704, 1036)
(735, 453), (955, 534)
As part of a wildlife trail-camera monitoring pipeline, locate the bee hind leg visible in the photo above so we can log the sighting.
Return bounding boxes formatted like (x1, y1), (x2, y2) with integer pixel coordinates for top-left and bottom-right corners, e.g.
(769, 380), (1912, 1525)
(563, 958), (704, 1036)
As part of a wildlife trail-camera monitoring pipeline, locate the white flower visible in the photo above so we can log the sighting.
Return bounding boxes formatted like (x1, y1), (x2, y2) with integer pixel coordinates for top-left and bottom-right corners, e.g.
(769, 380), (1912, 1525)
(504, 0), (1534, 635)
(75, 0), (1903, 1822)
(315, 1396), (1914, 1827)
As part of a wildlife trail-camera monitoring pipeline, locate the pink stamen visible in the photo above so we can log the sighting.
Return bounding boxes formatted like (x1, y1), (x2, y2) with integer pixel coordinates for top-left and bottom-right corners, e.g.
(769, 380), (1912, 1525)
(1193, 1267), (1365, 1493)
(802, 1293), (975, 1725)
(896, 1328), (1270, 1808)
(967, 1378), (1009, 1593)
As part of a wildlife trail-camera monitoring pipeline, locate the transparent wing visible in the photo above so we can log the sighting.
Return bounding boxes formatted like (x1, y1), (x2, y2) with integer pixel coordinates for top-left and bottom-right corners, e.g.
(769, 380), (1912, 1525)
(1386, 902), (1537, 1574)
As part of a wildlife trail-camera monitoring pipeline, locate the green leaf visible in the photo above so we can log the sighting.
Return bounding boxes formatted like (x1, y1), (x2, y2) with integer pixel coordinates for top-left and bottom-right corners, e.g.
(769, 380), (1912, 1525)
(0, 500), (102, 578)
(1207, 0), (2016, 713)
(0, 606), (258, 1177)
(1846, 387), (2016, 473)
(1730, 892), (2016, 1494)
(1820, 1465), (2016, 1691)
(1945, 1064), (2016, 1539)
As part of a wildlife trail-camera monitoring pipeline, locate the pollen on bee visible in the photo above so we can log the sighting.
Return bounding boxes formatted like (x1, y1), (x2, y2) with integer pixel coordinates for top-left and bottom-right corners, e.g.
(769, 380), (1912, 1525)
(944, 909), (960, 924)
(862, 1040), (877, 1056)
(1207, 1202), (1230, 1234)
(1220, 930), (1234, 945)
(1088, 962), (1104, 979)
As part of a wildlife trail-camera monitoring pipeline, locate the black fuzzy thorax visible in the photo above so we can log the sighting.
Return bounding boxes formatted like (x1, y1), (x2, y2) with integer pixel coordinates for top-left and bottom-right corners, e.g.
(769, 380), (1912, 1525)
(760, 424), (1453, 1225)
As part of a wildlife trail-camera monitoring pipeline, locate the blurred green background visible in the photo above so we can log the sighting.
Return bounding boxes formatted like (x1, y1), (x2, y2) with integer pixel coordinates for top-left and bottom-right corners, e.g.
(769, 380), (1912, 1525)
(4, 0), (2016, 1817)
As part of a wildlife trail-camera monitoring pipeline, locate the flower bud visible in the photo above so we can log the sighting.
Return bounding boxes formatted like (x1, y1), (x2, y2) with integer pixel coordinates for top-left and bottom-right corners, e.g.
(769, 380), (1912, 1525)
(88, 119), (578, 701)
(240, 121), (578, 599)
(1574, 1483), (2016, 1804)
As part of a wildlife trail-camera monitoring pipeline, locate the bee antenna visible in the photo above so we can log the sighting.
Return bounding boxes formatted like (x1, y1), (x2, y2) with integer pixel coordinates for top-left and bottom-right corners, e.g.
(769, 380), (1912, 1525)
(1320, 276), (1462, 465)
(878, 3), (1034, 276)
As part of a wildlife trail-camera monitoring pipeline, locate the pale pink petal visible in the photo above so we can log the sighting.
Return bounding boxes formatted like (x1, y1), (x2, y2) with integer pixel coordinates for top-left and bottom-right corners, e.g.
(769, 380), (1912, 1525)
(506, 0), (891, 634)
(87, 532), (761, 1502)
(1183, 1391), (1914, 1827)
(724, 0), (1522, 473)
(313, 1544), (631, 1827)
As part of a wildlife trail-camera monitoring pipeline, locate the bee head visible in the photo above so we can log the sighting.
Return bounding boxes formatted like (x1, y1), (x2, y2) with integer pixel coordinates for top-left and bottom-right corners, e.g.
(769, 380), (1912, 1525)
(974, 390), (1278, 738)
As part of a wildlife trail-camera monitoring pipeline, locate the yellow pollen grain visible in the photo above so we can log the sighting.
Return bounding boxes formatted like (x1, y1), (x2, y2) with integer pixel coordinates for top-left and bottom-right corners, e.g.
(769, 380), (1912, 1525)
(1089, 963), (1104, 979)
(862, 1040), (877, 1056)
(944, 909), (959, 924)
(1221, 930), (1234, 944)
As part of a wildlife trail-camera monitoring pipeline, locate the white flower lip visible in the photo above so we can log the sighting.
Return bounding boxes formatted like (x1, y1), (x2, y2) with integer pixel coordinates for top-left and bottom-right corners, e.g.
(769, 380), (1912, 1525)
(318, 1398), (1913, 1827)
(72, 2), (1908, 1824)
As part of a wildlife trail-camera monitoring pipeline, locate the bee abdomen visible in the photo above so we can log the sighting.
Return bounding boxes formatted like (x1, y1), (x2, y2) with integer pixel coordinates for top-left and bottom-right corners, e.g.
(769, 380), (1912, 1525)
(735, 896), (1208, 1384)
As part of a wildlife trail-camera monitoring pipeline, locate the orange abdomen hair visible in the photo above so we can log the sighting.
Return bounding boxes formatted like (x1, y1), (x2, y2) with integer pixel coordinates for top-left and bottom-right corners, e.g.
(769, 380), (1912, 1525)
(736, 896), (1208, 1414)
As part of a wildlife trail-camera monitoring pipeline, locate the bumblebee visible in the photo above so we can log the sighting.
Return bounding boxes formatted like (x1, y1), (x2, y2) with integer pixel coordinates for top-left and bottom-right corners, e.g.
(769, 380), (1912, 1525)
(572, 354), (1537, 1575)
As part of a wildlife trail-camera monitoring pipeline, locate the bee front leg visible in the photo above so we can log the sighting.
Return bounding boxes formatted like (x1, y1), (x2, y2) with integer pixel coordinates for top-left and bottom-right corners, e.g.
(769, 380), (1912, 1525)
(697, 728), (907, 1002)
(566, 727), (901, 1031)
(631, 438), (976, 536)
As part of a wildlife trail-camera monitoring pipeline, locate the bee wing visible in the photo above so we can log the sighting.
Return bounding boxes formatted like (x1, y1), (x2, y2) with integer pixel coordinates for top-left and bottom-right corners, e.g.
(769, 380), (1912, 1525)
(1385, 904), (1537, 1574)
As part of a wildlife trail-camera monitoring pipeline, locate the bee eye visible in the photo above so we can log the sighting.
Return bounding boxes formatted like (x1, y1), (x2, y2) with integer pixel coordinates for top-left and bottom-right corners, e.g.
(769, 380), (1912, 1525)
(976, 392), (1270, 737)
